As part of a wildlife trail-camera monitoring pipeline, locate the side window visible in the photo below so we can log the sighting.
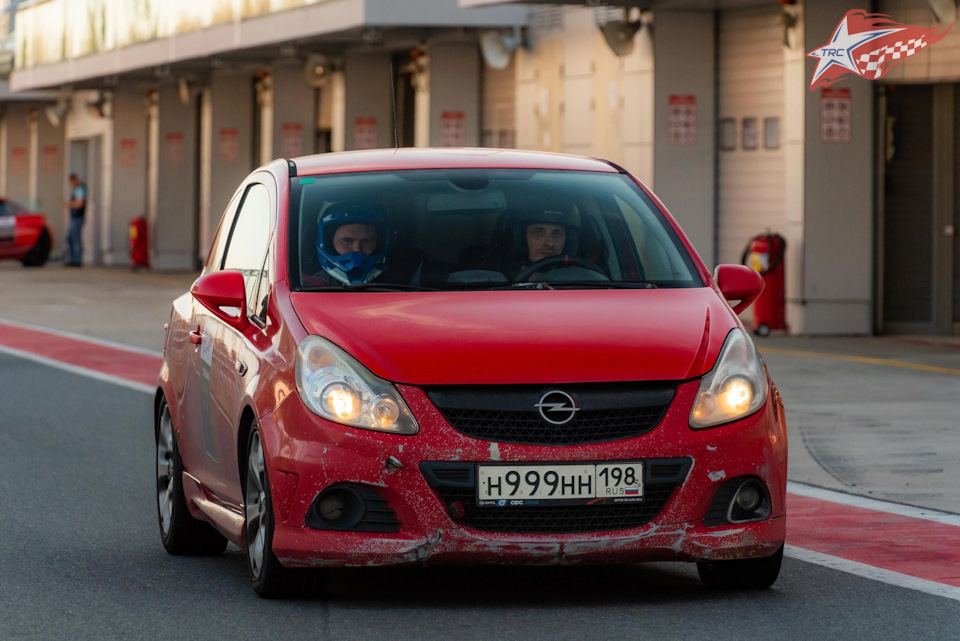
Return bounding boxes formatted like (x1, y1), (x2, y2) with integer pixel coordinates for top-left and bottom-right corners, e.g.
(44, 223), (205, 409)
(204, 190), (245, 273)
(222, 183), (272, 314)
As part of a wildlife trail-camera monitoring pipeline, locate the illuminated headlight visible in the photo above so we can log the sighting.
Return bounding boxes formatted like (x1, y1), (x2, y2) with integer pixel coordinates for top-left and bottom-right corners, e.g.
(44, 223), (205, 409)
(690, 329), (768, 429)
(295, 336), (418, 434)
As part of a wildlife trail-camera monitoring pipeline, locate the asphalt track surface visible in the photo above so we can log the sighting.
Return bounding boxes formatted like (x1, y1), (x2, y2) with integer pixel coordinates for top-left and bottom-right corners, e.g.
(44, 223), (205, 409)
(1, 266), (959, 638)
(0, 348), (958, 641)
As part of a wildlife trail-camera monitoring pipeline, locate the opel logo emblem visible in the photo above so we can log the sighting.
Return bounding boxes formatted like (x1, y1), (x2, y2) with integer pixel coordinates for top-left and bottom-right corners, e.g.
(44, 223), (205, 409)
(535, 390), (580, 425)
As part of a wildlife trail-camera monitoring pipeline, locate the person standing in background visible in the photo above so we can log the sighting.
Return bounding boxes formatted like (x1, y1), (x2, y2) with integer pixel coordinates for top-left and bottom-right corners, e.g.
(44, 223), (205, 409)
(64, 173), (87, 267)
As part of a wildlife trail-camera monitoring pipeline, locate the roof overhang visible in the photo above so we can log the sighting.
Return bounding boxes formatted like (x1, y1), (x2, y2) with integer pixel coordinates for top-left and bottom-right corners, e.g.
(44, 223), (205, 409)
(459, 0), (776, 9)
(0, 80), (60, 102)
(11, 0), (528, 93)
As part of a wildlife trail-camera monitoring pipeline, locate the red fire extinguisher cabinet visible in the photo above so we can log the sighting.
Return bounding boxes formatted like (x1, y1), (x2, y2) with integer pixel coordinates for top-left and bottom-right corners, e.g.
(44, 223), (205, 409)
(129, 216), (150, 269)
(741, 233), (786, 336)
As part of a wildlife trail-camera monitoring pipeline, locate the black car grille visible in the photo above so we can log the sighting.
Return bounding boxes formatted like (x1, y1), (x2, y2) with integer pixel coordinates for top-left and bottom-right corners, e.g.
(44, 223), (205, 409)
(426, 383), (676, 446)
(420, 459), (691, 534)
(432, 487), (676, 533)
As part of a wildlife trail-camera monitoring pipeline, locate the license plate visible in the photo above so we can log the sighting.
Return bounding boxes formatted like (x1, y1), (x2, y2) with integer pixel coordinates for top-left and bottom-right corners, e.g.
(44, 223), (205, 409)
(476, 461), (644, 506)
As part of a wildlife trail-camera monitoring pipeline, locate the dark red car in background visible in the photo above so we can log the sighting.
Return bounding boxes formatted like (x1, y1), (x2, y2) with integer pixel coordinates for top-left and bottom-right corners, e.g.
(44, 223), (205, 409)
(155, 148), (787, 598)
(0, 198), (53, 267)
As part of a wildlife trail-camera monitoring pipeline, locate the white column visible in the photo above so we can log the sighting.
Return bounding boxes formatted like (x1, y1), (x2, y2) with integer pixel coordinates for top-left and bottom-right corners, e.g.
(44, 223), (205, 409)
(0, 117), (7, 195)
(28, 109), (38, 208)
(257, 74), (274, 165)
(330, 71), (345, 153)
(147, 91), (160, 260)
(199, 87), (213, 260)
(414, 57), (431, 148)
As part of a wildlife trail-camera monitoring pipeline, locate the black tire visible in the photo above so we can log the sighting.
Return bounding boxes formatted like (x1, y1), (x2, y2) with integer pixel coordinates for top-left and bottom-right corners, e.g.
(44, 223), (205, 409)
(21, 231), (51, 267)
(755, 323), (771, 338)
(156, 397), (229, 556)
(697, 544), (783, 590)
(244, 425), (302, 598)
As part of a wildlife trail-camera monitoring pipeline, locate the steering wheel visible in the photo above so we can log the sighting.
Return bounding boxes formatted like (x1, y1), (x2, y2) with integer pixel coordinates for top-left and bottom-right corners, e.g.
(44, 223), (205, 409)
(513, 255), (608, 283)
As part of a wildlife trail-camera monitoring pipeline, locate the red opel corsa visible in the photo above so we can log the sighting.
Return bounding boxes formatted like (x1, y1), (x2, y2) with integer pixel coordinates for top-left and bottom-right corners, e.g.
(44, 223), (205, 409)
(155, 148), (787, 598)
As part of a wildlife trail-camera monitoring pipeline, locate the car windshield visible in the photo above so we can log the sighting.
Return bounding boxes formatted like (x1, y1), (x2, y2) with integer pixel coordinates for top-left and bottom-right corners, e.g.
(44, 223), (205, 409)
(289, 168), (701, 291)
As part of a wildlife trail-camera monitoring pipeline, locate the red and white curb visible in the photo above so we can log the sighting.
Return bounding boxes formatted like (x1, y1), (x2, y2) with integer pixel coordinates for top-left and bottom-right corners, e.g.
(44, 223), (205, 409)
(0, 319), (161, 394)
(787, 482), (960, 600)
(2, 317), (959, 600)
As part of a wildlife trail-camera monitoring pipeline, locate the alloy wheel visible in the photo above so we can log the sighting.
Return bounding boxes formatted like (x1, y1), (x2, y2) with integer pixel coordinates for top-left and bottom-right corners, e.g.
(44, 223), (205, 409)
(245, 430), (268, 580)
(156, 402), (176, 536)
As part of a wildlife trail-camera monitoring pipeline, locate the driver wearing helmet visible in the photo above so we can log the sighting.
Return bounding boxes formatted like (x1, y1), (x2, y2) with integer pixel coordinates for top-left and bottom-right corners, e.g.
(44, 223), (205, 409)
(316, 202), (390, 285)
(510, 206), (580, 278)
(516, 207), (579, 262)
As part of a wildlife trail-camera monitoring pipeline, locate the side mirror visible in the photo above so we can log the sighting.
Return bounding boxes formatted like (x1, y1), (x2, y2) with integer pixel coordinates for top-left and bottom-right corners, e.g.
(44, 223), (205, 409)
(190, 270), (249, 331)
(714, 264), (764, 314)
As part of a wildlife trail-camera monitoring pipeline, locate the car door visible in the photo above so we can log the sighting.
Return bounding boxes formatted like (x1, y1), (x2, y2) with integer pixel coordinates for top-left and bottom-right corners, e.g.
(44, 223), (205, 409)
(195, 180), (274, 507)
(178, 189), (244, 476)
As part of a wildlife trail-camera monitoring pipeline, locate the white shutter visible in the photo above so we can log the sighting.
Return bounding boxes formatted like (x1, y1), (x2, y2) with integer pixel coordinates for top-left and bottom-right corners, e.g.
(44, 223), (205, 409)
(716, 7), (786, 265)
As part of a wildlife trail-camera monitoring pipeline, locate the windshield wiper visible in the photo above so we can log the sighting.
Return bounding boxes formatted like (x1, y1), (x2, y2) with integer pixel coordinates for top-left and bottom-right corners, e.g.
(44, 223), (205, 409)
(298, 282), (438, 292)
(487, 281), (555, 290)
(538, 281), (659, 290)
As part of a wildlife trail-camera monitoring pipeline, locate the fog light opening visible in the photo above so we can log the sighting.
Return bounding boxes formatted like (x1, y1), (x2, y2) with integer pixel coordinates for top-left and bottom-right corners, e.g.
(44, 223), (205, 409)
(727, 479), (770, 524)
(318, 493), (345, 521)
(735, 484), (762, 511)
(313, 486), (365, 530)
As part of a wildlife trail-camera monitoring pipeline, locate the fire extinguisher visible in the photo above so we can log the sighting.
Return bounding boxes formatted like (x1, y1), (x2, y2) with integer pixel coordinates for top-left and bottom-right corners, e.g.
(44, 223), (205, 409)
(741, 233), (787, 337)
(129, 216), (150, 270)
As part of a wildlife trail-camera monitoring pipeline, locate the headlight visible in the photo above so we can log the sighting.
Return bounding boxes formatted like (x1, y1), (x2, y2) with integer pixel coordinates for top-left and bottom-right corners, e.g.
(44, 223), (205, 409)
(295, 336), (418, 434)
(690, 329), (768, 429)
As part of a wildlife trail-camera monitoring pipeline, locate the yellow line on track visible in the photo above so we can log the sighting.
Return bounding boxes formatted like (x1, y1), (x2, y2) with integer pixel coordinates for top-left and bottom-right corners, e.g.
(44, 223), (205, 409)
(759, 347), (960, 376)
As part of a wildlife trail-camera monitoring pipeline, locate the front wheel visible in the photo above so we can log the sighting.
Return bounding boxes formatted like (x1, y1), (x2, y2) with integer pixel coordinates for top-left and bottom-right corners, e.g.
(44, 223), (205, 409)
(21, 231), (51, 267)
(156, 397), (228, 555)
(697, 544), (784, 590)
(245, 425), (303, 598)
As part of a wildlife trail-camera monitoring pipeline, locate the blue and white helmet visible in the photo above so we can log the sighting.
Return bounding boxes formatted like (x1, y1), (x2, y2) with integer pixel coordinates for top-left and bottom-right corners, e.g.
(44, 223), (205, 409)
(316, 202), (390, 285)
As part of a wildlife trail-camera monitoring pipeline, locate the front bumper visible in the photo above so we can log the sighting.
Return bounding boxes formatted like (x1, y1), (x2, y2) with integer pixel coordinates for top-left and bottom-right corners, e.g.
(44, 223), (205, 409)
(261, 379), (787, 568)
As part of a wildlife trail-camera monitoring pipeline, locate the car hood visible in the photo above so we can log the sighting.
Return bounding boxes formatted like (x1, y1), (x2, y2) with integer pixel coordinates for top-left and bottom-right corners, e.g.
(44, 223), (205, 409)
(289, 289), (738, 386)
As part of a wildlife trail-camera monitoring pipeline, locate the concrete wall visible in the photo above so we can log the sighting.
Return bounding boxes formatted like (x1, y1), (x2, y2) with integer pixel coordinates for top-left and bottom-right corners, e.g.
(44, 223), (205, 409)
(801, 0), (873, 334)
(344, 54), (394, 150)
(155, 83), (199, 270)
(430, 42), (481, 147)
(208, 71), (254, 247)
(110, 87), (148, 265)
(653, 10), (716, 267)
(877, 0), (960, 82)
(36, 107), (65, 249)
(783, 3), (807, 334)
(272, 62), (316, 159)
(5, 104), (31, 206)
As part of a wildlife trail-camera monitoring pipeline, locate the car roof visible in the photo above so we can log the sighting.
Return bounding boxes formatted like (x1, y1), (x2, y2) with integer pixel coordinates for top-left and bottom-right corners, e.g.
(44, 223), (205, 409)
(291, 147), (622, 177)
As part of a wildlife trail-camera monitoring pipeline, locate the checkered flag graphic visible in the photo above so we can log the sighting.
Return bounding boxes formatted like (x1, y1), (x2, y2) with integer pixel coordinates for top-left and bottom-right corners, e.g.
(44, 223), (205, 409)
(857, 37), (928, 78)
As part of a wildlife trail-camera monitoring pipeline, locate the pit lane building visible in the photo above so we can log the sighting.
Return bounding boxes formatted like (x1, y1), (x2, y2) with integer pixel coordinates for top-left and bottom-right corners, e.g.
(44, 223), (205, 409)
(3, 0), (958, 336)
